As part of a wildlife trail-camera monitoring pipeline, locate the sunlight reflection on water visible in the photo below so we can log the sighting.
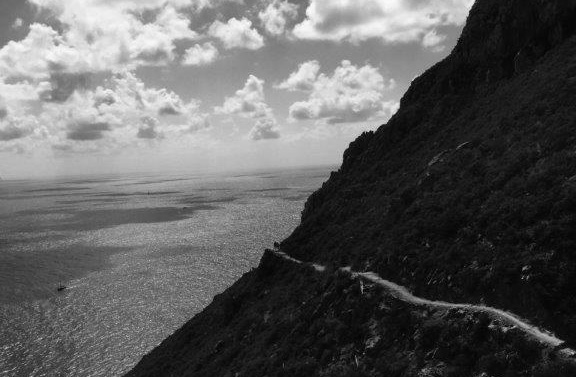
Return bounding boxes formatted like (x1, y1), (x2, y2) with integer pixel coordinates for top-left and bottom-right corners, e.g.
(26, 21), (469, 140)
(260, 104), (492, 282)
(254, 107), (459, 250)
(0, 167), (332, 376)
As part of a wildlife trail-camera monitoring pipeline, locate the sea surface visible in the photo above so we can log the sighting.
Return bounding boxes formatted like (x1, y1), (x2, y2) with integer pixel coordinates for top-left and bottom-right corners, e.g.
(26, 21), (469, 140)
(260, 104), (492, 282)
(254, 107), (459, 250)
(0, 166), (333, 377)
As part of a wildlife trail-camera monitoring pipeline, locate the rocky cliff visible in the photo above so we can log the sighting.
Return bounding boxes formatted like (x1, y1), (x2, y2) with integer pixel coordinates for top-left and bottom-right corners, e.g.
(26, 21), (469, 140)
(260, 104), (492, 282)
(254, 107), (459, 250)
(127, 0), (576, 375)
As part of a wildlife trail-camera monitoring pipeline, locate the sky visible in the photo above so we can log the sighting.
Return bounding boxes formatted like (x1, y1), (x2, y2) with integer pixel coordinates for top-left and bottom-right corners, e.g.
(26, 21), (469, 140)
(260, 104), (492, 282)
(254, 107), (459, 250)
(0, 0), (475, 179)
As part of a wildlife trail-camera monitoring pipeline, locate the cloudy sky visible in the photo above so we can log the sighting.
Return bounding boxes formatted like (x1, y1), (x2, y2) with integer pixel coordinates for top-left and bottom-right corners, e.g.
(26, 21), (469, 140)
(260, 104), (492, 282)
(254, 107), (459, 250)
(0, 0), (474, 179)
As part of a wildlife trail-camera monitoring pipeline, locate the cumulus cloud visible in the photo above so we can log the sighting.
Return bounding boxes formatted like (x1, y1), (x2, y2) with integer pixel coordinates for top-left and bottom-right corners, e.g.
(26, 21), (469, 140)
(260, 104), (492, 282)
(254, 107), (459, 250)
(130, 6), (198, 64)
(258, 0), (299, 36)
(185, 113), (211, 133)
(92, 72), (208, 124)
(0, 2), (197, 82)
(249, 118), (280, 141)
(208, 18), (265, 50)
(182, 42), (219, 66)
(0, 23), (84, 81)
(292, 0), (474, 49)
(0, 70), (208, 150)
(217, 75), (270, 118)
(279, 60), (397, 124)
(276, 60), (320, 91)
(137, 116), (162, 139)
(156, 92), (187, 116)
(29, 0), (198, 11)
(0, 0), (226, 154)
(217, 75), (281, 140)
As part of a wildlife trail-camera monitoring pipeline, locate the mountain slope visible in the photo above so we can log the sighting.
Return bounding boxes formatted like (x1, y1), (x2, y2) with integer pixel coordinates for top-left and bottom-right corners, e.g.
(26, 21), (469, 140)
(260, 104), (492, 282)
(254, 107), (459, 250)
(127, 250), (576, 377)
(285, 0), (576, 345)
(127, 0), (576, 375)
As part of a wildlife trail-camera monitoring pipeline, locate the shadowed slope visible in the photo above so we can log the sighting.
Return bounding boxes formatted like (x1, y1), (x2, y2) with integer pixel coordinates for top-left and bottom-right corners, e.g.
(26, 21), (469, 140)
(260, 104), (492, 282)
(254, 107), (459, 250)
(127, 0), (576, 375)
(283, 0), (576, 344)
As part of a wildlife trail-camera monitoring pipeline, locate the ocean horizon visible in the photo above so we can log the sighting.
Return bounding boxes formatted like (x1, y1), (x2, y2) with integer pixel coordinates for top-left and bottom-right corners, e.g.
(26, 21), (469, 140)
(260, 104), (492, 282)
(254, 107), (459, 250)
(0, 165), (334, 376)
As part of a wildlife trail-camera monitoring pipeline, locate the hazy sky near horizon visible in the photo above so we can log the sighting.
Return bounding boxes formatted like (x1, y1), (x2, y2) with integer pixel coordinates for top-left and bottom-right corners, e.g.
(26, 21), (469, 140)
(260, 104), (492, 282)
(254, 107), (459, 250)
(0, 0), (474, 179)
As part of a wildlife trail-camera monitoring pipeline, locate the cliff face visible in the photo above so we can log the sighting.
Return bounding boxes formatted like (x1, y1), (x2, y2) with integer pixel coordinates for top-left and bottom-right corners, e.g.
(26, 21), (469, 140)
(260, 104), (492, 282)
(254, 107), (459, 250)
(127, 0), (576, 376)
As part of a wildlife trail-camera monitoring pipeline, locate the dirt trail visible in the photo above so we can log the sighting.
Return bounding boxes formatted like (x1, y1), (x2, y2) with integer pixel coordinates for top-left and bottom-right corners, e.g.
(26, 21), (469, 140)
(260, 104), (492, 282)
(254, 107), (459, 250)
(273, 251), (575, 358)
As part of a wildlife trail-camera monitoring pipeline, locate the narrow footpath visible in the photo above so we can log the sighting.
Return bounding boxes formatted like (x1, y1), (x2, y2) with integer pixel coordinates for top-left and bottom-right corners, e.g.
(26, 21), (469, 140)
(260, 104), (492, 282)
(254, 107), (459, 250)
(272, 250), (576, 359)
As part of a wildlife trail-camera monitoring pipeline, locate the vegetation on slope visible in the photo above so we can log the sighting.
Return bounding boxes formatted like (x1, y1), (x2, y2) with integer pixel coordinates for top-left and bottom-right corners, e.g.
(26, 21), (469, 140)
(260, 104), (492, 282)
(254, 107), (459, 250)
(127, 252), (576, 377)
(128, 0), (576, 375)
(284, 0), (576, 344)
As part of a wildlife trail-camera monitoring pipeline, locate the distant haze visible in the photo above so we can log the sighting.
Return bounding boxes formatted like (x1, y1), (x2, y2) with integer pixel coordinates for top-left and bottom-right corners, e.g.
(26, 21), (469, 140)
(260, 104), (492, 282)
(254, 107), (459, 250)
(0, 0), (473, 179)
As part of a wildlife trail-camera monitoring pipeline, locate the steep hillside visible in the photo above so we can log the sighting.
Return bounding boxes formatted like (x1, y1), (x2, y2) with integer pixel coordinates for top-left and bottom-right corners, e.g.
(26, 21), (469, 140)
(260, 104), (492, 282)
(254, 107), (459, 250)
(127, 0), (576, 375)
(128, 251), (576, 377)
(286, 0), (576, 345)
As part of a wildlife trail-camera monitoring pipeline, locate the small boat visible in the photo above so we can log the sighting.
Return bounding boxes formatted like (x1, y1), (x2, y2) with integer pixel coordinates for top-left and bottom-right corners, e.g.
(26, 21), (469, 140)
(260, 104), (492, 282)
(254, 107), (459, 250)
(57, 283), (67, 292)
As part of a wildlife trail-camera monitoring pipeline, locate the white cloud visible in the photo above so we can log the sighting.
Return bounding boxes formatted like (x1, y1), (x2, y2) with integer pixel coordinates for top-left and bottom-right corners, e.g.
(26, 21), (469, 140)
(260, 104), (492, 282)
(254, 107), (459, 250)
(0, 82), (39, 102)
(217, 75), (281, 140)
(422, 29), (447, 52)
(90, 72), (210, 135)
(0, 71), (209, 151)
(292, 0), (474, 48)
(29, 0), (197, 11)
(276, 60), (320, 91)
(12, 18), (24, 30)
(280, 60), (397, 124)
(0, 23), (87, 80)
(95, 71), (188, 117)
(130, 6), (198, 64)
(0, 2), (198, 82)
(137, 116), (163, 139)
(258, 0), (299, 36)
(0, 0), (228, 155)
(249, 118), (280, 141)
(217, 75), (270, 118)
(208, 18), (265, 50)
(0, 118), (36, 141)
(184, 113), (211, 133)
(182, 42), (219, 66)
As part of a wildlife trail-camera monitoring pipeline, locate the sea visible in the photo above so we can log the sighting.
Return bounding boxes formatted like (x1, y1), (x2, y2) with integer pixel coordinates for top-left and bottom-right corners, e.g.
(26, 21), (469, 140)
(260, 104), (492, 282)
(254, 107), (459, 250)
(0, 165), (333, 377)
